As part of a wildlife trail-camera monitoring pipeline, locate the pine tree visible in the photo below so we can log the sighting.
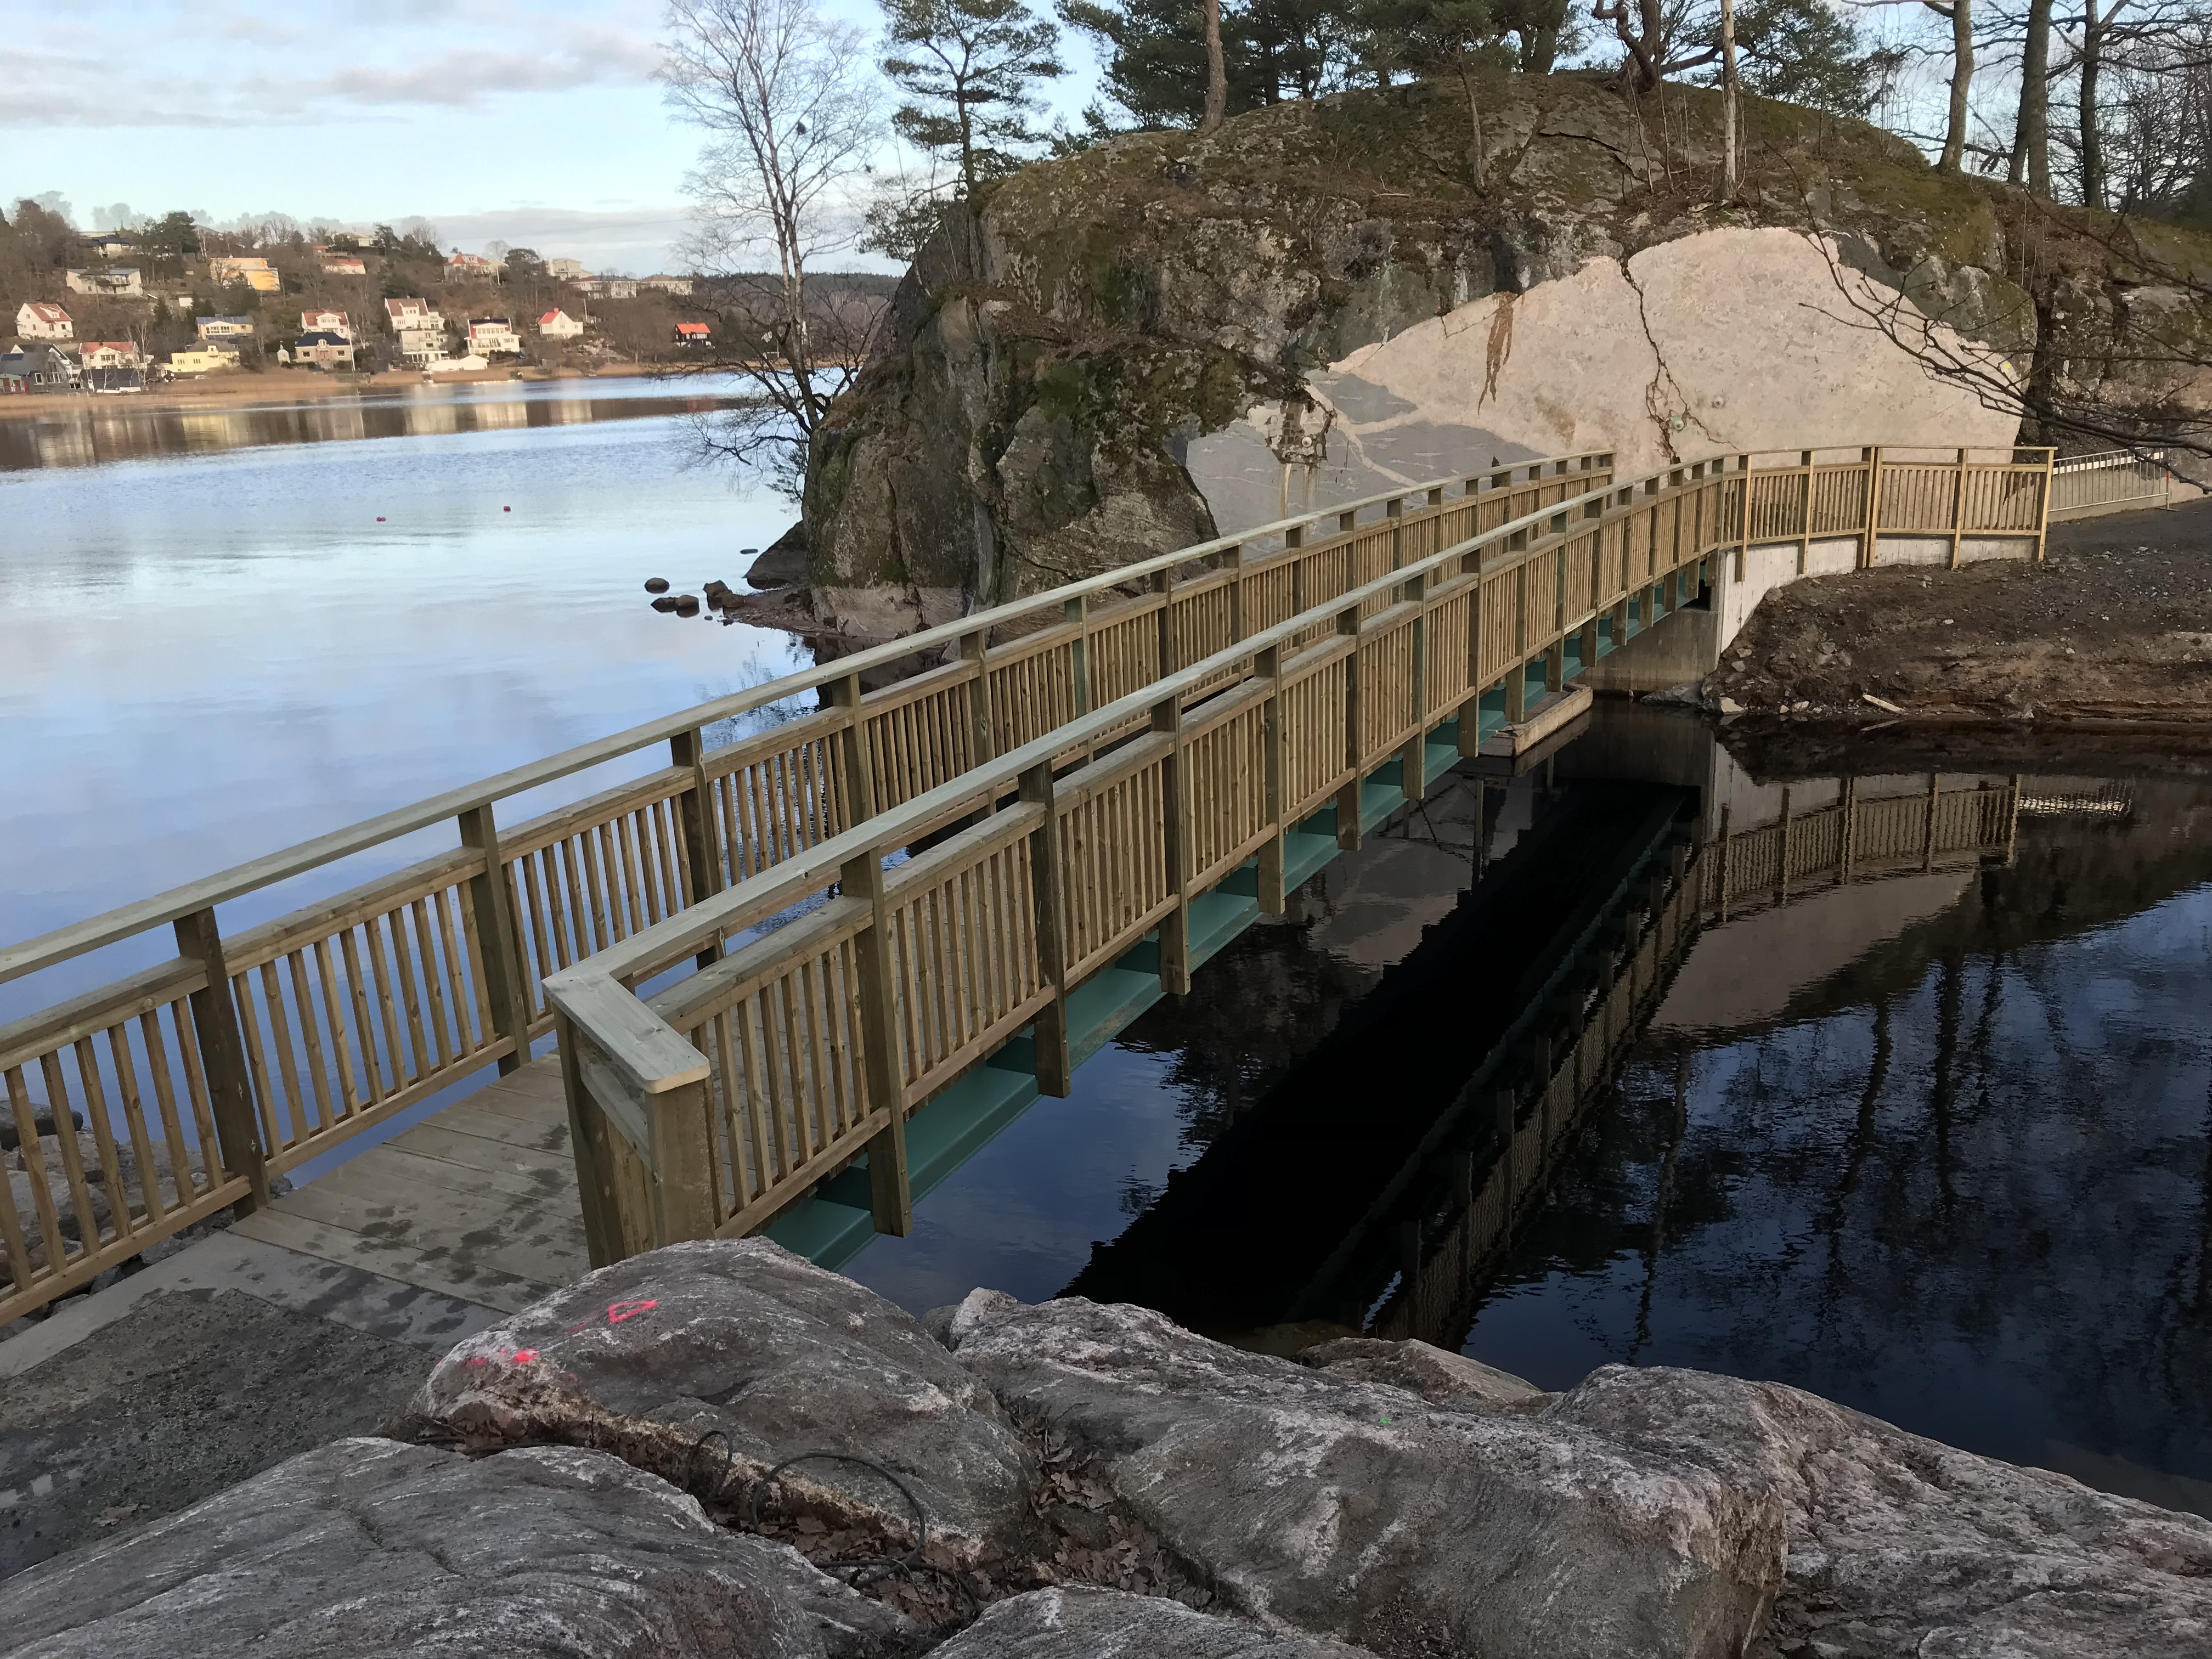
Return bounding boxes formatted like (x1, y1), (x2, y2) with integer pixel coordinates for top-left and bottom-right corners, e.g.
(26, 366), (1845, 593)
(882, 0), (1066, 198)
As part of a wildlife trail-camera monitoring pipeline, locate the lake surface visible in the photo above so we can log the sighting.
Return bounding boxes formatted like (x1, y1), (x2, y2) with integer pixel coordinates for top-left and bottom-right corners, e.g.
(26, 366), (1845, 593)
(8, 390), (2208, 1520)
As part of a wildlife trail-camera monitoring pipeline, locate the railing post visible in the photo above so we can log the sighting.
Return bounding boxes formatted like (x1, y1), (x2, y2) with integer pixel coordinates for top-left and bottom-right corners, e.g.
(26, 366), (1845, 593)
(1019, 762), (1073, 1093)
(555, 1011), (628, 1267)
(1286, 524), (1307, 617)
(459, 803), (533, 1072)
(1736, 453), (1753, 582)
(842, 845), (912, 1235)
(1257, 644), (1289, 914)
(1950, 447), (1968, 569)
(2033, 450), (2053, 563)
(1401, 571), (1429, 803)
(1458, 554), (1486, 759)
(961, 630), (996, 813)
(171, 907), (268, 1211)
(1386, 494), (1404, 569)
(667, 730), (724, 970)
(1922, 773), (1940, 872)
(1336, 606), (1364, 851)
(1152, 696), (1193, 995)
(830, 674), (878, 823)
(1862, 446), (1884, 568)
(1152, 568), (1177, 682)
(1506, 563), (1529, 722)
(1839, 776), (1859, 884)
(1223, 543), (1245, 642)
(1777, 788), (1793, 901)
(646, 1074), (719, 1247)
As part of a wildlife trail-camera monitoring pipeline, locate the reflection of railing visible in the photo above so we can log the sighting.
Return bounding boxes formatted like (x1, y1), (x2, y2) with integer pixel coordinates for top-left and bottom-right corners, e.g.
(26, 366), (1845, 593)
(1369, 779), (2020, 1348)
(0, 451), (1611, 1320)
(2049, 449), (2171, 521)
(546, 453), (2051, 1273)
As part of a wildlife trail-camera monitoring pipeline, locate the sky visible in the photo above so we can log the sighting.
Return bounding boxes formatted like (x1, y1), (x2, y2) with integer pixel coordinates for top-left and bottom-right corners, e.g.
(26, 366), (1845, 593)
(3, 0), (1100, 274)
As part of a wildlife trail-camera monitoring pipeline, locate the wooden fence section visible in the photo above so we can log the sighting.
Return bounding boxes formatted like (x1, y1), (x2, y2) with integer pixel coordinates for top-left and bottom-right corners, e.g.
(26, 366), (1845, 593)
(546, 449), (2051, 1272)
(1370, 776), (2020, 1348)
(0, 451), (1618, 1322)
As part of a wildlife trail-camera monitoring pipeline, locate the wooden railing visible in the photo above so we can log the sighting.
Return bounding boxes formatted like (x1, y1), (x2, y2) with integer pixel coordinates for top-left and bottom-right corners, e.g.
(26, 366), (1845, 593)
(543, 447), (2053, 1268)
(0, 450), (1616, 1321)
(1372, 777), (2019, 1348)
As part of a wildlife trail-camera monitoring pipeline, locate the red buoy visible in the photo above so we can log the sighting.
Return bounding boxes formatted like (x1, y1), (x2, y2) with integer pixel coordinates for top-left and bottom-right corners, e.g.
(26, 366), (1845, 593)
(504, 506), (511, 512)
(376, 516), (385, 522)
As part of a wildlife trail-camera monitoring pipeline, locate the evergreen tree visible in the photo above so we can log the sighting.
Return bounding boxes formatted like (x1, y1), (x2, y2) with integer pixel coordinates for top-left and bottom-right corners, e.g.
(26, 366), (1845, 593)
(882, 0), (1065, 197)
(1060, 0), (1359, 127)
(1358, 0), (1501, 184)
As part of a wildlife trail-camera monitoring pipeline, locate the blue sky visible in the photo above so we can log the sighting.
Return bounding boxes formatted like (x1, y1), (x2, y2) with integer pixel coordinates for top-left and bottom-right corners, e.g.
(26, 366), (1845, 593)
(4, 0), (1100, 273)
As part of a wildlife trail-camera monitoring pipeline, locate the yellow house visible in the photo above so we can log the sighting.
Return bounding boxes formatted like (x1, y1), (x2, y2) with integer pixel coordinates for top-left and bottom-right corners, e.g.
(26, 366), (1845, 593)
(167, 343), (241, 375)
(207, 257), (282, 294)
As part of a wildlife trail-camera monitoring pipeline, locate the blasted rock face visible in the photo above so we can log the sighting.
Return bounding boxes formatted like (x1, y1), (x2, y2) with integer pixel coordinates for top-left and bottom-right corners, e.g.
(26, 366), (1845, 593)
(413, 1238), (1040, 1565)
(1551, 1365), (2212, 1659)
(0, 1436), (922, 1659)
(928, 1585), (1382, 1658)
(954, 1297), (1786, 1659)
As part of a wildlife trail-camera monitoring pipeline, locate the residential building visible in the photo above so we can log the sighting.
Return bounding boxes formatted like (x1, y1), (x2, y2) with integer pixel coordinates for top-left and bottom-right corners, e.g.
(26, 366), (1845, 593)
(575, 276), (637, 299)
(537, 308), (585, 340)
(80, 232), (139, 259)
(294, 330), (356, 370)
(299, 308), (351, 339)
(79, 341), (144, 370)
(16, 301), (72, 340)
(445, 251), (499, 280)
(207, 257), (281, 292)
(394, 331), (442, 365)
(466, 317), (522, 355)
(674, 321), (712, 347)
(642, 275), (695, 296)
(384, 296), (444, 330)
(0, 342), (78, 391)
(319, 255), (366, 275)
(65, 267), (144, 296)
(83, 365), (145, 393)
(165, 343), (241, 375)
(196, 315), (255, 339)
(545, 258), (588, 280)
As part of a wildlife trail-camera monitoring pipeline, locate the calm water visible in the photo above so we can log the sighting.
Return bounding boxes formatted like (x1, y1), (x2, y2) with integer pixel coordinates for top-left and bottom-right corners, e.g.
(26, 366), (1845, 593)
(8, 397), (2208, 1516)
(0, 377), (806, 1023)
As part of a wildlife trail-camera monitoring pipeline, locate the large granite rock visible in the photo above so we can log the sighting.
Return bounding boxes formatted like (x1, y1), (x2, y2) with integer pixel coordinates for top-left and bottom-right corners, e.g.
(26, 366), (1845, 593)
(0, 1435), (922, 1659)
(953, 1296), (1786, 1658)
(1551, 1365), (2212, 1659)
(928, 1587), (1381, 1657)
(1296, 1336), (1551, 1412)
(411, 1239), (1040, 1568)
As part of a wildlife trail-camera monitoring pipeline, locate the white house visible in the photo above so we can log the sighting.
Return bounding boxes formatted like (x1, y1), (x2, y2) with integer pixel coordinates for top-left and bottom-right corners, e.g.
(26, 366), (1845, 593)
(575, 276), (637, 299)
(545, 258), (588, 280)
(537, 308), (585, 340)
(79, 341), (144, 370)
(65, 267), (144, 296)
(16, 301), (72, 340)
(319, 255), (366, 275)
(641, 275), (695, 296)
(299, 308), (351, 340)
(294, 330), (356, 370)
(383, 296), (442, 329)
(196, 315), (255, 339)
(166, 343), (241, 375)
(445, 251), (499, 280)
(465, 317), (522, 355)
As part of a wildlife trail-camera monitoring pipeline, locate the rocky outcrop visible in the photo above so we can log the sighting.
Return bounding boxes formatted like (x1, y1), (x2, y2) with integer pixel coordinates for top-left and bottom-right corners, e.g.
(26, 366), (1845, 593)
(410, 1239), (1040, 1566)
(1296, 1335), (1553, 1410)
(927, 1587), (1379, 1657)
(803, 74), (2212, 645)
(0, 1435), (923, 1659)
(1552, 1364), (2212, 1659)
(955, 1295), (1786, 1658)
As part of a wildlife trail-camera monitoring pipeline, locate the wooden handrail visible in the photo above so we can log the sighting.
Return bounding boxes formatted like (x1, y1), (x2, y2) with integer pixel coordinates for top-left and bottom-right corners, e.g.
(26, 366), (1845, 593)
(0, 449), (1614, 986)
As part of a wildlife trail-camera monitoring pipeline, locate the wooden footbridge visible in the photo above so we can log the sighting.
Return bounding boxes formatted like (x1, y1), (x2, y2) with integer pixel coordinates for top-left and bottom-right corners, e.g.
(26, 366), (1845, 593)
(0, 443), (2055, 1322)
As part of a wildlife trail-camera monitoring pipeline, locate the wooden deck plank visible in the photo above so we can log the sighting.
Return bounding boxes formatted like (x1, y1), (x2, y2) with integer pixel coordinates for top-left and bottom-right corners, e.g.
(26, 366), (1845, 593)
(302, 1150), (582, 1239)
(232, 1207), (562, 1313)
(408, 1098), (572, 1155)
(356, 1141), (579, 1206)
(388, 1120), (574, 1183)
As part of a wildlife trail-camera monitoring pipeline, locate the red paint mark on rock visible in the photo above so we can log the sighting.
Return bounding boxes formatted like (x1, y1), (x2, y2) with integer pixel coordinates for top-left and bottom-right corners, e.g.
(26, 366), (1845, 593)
(606, 1299), (659, 1325)
(510, 1348), (540, 1364)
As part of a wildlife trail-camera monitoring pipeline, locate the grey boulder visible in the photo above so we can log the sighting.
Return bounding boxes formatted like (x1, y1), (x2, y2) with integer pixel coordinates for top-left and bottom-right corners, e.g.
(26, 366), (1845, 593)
(1550, 1364), (2212, 1659)
(928, 1586), (1381, 1657)
(0, 1435), (922, 1658)
(956, 1296), (1785, 1658)
(413, 1239), (1039, 1566)
(1296, 1336), (1551, 1411)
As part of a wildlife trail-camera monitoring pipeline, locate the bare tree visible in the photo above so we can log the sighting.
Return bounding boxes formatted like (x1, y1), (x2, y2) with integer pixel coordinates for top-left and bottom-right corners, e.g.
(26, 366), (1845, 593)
(662, 0), (884, 498)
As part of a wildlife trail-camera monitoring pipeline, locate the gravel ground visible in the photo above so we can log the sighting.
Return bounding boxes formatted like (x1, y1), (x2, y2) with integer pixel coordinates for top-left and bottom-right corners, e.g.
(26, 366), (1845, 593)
(1706, 498), (2212, 730)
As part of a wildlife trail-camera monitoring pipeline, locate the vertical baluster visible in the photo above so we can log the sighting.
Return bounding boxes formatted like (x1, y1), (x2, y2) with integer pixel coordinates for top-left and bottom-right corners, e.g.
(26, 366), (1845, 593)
(1335, 606), (1364, 851)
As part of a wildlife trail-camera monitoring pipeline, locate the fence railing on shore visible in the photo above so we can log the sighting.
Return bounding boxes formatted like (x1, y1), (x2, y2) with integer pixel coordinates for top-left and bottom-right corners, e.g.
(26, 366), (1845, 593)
(2049, 449), (2174, 521)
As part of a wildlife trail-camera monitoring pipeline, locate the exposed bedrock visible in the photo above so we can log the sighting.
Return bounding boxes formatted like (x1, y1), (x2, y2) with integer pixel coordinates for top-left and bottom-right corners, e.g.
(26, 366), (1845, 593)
(10, 1242), (2210, 1658)
(804, 74), (2212, 645)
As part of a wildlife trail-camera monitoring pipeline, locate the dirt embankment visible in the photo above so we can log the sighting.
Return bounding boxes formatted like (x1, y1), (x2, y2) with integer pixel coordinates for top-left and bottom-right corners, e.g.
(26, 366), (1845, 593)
(1708, 500), (2212, 731)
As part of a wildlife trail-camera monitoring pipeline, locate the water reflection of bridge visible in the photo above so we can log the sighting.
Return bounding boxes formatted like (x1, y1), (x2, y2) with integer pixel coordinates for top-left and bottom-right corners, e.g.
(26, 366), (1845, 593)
(1070, 753), (2025, 1348)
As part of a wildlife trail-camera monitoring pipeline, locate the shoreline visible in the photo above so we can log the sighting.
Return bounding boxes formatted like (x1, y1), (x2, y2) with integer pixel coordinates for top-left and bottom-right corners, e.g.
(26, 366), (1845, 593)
(0, 362), (719, 417)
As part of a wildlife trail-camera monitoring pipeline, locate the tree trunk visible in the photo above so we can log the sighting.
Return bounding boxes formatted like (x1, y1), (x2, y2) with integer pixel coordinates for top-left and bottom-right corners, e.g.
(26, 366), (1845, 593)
(1459, 59), (1488, 191)
(2079, 1), (2107, 208)
(1938, 0), (1973, 173)
(1720, 0), (1739, 200)
(1201, 0), (1228, 133)
(2020, 0), (2051, 196)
